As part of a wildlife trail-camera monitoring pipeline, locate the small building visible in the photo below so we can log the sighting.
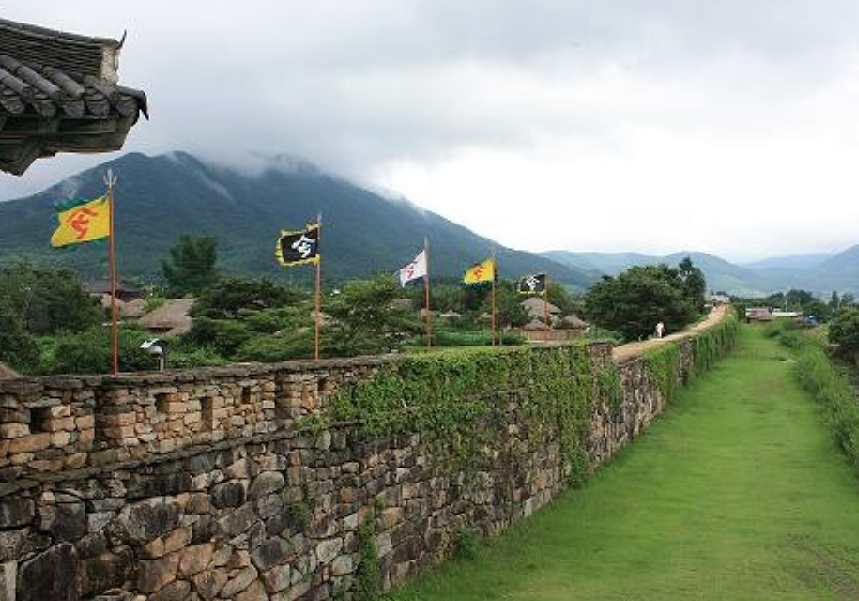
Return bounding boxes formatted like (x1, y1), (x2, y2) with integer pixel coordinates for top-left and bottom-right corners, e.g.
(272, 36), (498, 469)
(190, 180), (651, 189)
(520, 297), (561, 323)
(138, 299), (194, 336)
(744, 307), (773, 322)
(522, 317), (551, 331)
(86, 279), (144, 302)
(559, 314), (590, 332)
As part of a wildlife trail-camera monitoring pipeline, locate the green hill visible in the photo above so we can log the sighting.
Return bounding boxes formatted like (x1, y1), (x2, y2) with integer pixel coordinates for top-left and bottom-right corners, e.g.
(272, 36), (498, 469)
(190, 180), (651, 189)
(0, 151), (599, 290)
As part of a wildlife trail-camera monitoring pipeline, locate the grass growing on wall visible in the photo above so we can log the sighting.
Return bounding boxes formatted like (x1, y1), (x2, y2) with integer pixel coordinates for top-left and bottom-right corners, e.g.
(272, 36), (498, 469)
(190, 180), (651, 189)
(641, 310), (740, 405)
(328, 344), (597, 485)
(383, 324), (859, 601)
(328, 315), (739, 490)
(766, 319), (859, 476)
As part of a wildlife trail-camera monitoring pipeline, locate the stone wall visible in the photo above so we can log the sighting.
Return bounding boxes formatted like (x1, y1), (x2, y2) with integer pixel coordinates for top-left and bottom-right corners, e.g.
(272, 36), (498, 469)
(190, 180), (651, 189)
(0, 339), (694, 601)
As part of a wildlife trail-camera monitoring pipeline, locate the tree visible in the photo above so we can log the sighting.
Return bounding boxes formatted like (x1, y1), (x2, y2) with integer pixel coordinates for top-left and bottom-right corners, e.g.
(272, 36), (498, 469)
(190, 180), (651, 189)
(428, 282), (464, 314)
(161, 235), (219, 296)
(583, 264), (698, 342)
(803, 298), (831, 323)
(323, 274), (421, 356)
(495, 283), (530, 329)
(830, 291), (841, 312)
(0, 262), (103, 335)
(0, 299), (39, 372)
(546, 282), (578, 316)
(49, 324), (154, 375)
(193, 275), (306, 319)
(828, 306), (859, 361)
(677, 256), (707, 313)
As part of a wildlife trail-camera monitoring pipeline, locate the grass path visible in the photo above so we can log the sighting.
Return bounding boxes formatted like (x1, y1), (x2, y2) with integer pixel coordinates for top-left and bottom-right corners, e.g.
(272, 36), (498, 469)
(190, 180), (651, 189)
(386, 326), (859, 600)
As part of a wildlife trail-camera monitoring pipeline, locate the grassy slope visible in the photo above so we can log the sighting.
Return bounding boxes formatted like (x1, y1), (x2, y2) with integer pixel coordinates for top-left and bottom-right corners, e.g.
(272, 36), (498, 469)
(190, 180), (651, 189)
(386, 325), (859, 600)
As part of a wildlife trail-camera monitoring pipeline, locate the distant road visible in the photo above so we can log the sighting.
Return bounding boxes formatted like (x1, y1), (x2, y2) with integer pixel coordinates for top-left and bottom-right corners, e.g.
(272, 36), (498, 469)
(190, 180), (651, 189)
(612, 303), (730, 363)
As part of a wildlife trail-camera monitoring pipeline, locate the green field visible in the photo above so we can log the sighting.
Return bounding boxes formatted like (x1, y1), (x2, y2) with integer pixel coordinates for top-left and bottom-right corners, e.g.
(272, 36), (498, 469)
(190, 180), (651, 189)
(385, 325), (859, 600)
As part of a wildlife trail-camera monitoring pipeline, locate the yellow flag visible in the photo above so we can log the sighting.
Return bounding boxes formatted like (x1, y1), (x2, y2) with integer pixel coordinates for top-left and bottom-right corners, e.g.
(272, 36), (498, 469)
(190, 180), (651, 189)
(463, 257), (496, 284)
(50, 195), (111, 247)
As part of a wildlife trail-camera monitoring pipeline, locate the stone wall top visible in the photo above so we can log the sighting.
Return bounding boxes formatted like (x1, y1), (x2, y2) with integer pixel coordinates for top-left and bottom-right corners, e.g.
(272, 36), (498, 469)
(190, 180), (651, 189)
(0, 344), (613, 484)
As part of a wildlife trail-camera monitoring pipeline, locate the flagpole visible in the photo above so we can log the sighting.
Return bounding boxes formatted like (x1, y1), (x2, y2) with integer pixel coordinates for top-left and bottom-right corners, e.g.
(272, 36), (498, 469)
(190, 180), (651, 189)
(491, 251), (498, 347)
(104, 169), (119, 374)
(543, 273), (550, 345)
(314, 213), (322, 361)
(423, 237), (432, 349)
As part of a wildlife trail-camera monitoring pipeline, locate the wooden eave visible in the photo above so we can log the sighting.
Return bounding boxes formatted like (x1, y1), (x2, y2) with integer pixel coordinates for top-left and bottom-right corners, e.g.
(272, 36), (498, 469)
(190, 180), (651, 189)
(0, 16), (148, 176)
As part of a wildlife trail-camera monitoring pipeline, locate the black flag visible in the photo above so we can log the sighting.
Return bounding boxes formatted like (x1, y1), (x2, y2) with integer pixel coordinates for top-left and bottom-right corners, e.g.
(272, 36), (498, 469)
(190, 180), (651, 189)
(517, 272), (546, 294)
(275, 223), (320, 267)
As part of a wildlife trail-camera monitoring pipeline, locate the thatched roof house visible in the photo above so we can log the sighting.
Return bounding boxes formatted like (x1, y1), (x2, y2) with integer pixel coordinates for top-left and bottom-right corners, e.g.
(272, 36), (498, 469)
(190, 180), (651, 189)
(560, 315), (590, 331)
(138, 298), (194, 336)
(520, 297), (561, 320)
(522, 317), (551, 331)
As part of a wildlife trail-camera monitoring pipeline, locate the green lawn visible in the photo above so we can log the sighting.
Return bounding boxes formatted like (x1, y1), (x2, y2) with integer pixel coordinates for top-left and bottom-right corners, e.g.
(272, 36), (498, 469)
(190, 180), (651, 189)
(385, 325), (859, 600)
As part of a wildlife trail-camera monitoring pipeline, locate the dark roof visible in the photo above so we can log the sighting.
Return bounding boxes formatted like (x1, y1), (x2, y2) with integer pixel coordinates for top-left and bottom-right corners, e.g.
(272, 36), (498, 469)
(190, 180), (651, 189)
(85, 278), (143, 297)
(0, 16), (148, 175)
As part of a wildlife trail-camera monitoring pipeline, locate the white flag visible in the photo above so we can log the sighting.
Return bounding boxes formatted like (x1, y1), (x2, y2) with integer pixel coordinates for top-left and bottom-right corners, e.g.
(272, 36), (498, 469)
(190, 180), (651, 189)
(398, 250), (427, 286)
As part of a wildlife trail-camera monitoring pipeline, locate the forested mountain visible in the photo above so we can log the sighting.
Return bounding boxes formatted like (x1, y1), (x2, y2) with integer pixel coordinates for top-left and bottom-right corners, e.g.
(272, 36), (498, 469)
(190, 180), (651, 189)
(0, 151), (599, 290)
(545, 249), (859, 297)
(2, 150), (855, 297)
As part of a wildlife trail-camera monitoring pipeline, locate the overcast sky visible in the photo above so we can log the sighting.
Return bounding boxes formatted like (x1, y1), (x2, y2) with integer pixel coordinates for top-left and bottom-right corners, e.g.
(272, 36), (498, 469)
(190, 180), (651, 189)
(4, 1), (859, 262)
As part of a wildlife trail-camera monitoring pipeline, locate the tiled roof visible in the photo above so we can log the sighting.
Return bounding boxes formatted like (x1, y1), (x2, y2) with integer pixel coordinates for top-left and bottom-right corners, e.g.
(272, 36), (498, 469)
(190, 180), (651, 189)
(0, 16), (148, 175)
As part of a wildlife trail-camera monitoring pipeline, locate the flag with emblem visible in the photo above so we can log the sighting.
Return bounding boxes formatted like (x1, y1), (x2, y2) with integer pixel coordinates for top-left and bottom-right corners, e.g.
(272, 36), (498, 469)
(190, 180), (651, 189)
(517, 273), (546, 294)
(50, 194), (111, 247)
(463, 257), (496, 284)
(398, 249), (427, 286)
(275, 223), (320, 267)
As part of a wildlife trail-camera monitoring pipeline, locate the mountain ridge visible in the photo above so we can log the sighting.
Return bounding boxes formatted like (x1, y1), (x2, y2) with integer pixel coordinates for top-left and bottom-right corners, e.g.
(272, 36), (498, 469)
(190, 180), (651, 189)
(544, 248), (858, 297)
(0, 151), (600, 290)
(2, 150), (856, 297)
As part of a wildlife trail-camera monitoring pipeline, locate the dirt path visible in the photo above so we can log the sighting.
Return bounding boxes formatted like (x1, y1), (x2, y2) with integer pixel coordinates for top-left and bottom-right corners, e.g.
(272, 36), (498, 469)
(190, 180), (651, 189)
(611, 303), (729, 363)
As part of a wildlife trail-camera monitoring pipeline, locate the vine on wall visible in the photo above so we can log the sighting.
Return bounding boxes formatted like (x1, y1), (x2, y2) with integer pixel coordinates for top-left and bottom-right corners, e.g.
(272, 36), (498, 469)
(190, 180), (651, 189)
(326, 314), (739, 485)
(328, 344), (598, 485)
(641, 309), (739, 404)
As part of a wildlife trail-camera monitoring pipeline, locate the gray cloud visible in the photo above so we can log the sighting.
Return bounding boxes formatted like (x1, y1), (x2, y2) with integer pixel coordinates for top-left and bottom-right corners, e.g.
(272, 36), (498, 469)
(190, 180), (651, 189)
(3, 1), (859, 261)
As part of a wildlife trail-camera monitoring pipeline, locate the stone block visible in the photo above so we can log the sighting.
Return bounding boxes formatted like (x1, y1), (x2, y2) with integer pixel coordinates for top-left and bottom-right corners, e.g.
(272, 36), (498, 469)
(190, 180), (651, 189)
(217, 505), (256, 539)
(248, 471), (285, 500)
(75, 414), (95, 430)
(81, 548), (134, 598)
(101, 425), (137, 440)
(190, 567), (227, 599)
(51, 431), (72, 447)
(148, 579), (191, 601)
(177, 542), (214, 577)
(19, 543), (79, 601)
(0, 561), (16, 601)
(44, 416), (75, 432)
(260, 563), (291, 594)
(7, 452), (32, 467)
(0, 498), (33, 531)
(235, 579), (268, 601)
(135, 552), (180, 594)
(141, 525), (192, 559)
(8, 433), (50, 454)
(0, 424), (29, 439)
(219, 565), (258, 600)
(315, 538), (343, 565)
